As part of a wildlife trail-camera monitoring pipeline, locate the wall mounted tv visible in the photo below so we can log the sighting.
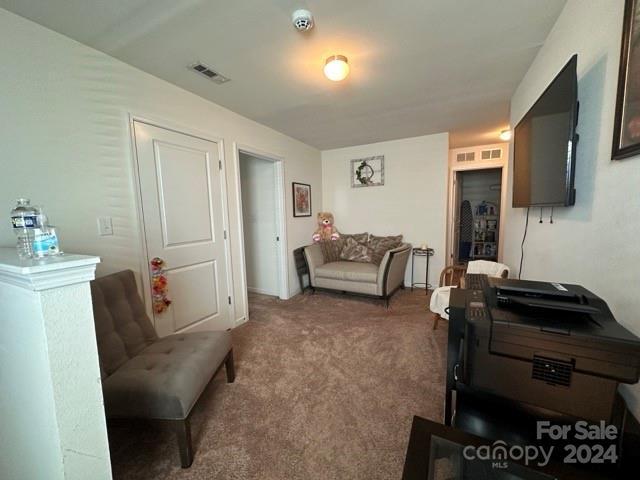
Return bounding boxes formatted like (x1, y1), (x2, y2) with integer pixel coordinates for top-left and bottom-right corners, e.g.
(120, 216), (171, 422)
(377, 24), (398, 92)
(513, 54), (579, 208)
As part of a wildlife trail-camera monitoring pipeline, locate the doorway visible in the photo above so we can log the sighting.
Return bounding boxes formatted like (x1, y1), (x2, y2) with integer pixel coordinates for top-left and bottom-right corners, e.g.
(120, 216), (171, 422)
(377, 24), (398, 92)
(237, 149), (287, 300)
(452, 168), (502, 264)
(132, 120), (233, 335)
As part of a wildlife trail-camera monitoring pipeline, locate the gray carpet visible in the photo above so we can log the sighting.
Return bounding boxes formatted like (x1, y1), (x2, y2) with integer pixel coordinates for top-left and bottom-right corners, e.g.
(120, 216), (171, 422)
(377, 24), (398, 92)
(109, 289), (447, 479)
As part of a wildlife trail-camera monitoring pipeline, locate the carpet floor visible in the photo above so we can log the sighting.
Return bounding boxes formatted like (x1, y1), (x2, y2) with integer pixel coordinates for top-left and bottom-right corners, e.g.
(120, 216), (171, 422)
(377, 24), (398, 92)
(109, 289), (447, 479)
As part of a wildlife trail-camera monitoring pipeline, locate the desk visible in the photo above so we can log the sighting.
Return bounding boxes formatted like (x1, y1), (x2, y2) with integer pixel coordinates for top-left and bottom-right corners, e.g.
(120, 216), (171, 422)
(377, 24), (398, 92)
(410, 247), (434, 293)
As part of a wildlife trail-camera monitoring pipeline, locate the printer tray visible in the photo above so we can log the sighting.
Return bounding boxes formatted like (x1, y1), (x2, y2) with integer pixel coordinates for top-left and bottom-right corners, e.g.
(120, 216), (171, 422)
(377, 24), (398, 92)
(468, 335), (620, 423)
(490, 322), (640, 383)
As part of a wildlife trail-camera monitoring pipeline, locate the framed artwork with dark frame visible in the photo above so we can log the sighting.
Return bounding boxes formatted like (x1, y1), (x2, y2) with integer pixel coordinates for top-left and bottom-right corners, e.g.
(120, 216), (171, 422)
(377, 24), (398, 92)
(292, 182), (312, 217)
(613, 0), (640, 159)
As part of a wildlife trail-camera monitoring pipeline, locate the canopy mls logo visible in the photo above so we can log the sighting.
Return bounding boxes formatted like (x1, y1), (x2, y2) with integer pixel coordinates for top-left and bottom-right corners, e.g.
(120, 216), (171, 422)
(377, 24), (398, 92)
(463, 440), (553, 469)
(463, 421), (620, 470)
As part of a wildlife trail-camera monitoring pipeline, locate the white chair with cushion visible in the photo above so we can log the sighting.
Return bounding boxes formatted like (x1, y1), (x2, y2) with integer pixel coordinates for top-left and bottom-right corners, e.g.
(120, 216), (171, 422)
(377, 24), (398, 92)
(430, 260), (509, 330)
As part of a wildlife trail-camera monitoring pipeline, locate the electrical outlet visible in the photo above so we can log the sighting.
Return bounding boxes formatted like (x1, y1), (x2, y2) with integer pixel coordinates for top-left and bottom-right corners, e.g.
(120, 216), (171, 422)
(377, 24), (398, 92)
(98, 216), (113, 236)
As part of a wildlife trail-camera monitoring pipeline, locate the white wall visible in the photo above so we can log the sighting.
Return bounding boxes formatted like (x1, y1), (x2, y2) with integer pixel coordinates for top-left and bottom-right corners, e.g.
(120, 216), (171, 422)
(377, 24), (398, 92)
(0, 9), (322, 324)
(501, 0), (640, 417)
(322, 133), (449, 287)
(239, 153), (279, 296)
(0, 283), (65, 479)
(0, 253), (110, 480)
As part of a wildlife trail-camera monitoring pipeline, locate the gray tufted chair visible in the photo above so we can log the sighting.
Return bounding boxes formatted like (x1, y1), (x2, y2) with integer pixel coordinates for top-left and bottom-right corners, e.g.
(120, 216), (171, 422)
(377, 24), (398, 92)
(90, 270), (234, 468)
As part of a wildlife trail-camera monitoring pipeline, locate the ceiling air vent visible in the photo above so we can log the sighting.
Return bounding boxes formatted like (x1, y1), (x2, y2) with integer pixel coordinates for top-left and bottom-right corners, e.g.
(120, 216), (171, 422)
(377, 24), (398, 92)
(189, 62), (230, 84)
(532, 355), (572, 387)
(481, 148), (502, 160)
(456, 152), (475, 162)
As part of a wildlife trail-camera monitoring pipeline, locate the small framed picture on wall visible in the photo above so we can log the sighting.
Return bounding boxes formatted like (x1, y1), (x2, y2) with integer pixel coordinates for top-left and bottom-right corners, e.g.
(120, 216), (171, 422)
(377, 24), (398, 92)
(350, 155), (385, 187)
(292, 182), (312, 217)
(612, 0), (640, 159)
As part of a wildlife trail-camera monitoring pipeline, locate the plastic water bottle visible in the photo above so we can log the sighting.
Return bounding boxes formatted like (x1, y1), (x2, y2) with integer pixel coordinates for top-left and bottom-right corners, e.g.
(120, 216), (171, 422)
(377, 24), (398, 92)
(10, 198), (39, 258)
(32, 209), (61, 258)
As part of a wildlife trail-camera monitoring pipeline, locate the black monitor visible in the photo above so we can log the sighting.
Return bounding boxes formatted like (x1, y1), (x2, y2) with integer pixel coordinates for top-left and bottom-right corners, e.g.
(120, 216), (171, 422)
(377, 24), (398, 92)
(513, 54), (579, 208)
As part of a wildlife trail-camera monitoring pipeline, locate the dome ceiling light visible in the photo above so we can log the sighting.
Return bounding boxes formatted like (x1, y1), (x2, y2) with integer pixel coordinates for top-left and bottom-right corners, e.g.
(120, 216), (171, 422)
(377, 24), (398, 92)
(499, 129), (512, 141)
(324, 55), (350, 82)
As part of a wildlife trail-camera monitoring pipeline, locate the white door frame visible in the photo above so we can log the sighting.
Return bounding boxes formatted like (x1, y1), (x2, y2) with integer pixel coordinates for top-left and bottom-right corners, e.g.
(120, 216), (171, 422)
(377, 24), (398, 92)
(446, 162), (508, 265)
(127, 113), (236, 325)
(233, 143), (289, 319)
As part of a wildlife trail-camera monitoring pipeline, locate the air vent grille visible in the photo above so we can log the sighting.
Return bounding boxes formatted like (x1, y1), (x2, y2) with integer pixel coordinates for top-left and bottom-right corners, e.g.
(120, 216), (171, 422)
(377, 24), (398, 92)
(189, 62), (230, 84)
(456, 152), (475, 162)
(481, 148), (502, 160)
(532, 355), (572, 387)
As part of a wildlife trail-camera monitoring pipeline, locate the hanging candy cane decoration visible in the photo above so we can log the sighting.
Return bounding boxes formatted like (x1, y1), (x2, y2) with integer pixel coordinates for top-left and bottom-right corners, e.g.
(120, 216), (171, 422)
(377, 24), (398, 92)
(150, 257), (172, 314)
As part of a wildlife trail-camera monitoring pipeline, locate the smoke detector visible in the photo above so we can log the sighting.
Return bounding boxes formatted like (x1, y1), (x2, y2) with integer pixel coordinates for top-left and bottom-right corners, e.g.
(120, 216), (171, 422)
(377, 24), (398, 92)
(292, 9), (314, 31)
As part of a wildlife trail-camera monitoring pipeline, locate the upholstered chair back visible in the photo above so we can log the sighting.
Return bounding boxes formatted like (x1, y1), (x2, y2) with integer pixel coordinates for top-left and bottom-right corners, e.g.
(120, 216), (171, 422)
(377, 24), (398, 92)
(90, 270), (158, 378)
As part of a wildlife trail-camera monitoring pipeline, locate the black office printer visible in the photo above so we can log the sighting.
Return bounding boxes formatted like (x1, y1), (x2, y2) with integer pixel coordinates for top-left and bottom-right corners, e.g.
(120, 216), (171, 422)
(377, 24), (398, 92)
(445, 275), (640, 425)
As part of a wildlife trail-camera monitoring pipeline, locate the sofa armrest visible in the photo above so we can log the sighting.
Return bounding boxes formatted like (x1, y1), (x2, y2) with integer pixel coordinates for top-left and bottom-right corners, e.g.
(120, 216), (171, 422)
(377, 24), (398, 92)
(303, 244), (325, 287)
(377, 243), (411, 296)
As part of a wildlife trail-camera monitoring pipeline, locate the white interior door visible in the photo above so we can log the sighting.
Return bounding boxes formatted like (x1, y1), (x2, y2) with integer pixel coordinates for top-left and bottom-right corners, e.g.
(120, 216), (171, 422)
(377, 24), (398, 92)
(239, 153), (279, 296)
(133, 121), (231, 336)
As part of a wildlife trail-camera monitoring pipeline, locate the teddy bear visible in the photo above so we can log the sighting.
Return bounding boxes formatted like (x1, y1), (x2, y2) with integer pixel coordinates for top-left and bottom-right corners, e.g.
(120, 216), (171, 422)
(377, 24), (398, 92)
(312, 212), (340, 242)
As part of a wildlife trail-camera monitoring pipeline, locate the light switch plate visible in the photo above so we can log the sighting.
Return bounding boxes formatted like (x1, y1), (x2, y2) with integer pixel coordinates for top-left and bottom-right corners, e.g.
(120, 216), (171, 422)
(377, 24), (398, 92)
(98, 216), (113, 236)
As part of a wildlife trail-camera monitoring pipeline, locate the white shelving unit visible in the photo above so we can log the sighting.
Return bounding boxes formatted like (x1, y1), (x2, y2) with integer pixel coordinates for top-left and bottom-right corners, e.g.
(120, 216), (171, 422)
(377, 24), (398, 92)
(472, 213), (498, 260)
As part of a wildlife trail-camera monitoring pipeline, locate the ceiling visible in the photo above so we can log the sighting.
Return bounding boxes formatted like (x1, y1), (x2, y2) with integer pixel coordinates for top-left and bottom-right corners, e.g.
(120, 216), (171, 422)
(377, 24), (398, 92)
(0, 0), (566, 149)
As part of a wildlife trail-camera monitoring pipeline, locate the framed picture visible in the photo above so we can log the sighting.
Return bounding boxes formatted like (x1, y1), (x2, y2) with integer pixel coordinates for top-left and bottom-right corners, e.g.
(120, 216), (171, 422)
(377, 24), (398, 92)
(613, 0), (640, 159)
(350, 155), (384, 187)
(292, 182), (311, 217)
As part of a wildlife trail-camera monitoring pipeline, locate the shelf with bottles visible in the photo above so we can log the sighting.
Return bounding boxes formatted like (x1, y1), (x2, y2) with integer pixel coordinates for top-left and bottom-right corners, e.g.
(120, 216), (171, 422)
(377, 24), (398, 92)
(475, 201), (499, 217)
(472, 241), (497, 258)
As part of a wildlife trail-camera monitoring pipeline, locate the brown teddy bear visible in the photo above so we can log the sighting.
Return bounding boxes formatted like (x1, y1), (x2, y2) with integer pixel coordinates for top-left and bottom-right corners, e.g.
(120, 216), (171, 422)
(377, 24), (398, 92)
(312, 212), (340, 242)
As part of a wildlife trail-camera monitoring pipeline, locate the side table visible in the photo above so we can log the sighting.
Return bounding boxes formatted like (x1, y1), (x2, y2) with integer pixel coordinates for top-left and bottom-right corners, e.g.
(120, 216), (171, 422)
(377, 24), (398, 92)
(293, 246), (310, 293)
(411, 247), (434, 294)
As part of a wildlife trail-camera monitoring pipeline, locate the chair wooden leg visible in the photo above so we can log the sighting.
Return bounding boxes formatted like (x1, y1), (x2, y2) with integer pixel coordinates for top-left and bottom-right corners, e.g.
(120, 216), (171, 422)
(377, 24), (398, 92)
(174, 418), (193, 468)
(433, 314), (440, 330)
(225, 349), (236, 383)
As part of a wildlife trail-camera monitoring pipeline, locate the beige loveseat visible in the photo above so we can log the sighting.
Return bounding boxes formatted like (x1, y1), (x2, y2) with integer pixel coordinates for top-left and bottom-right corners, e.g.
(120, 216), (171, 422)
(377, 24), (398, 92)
(303, 242), (411, 306)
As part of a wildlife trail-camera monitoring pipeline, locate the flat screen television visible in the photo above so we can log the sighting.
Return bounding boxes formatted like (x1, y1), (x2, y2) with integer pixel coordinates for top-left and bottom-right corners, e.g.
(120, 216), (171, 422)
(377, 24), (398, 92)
(513, 54), (579, 208)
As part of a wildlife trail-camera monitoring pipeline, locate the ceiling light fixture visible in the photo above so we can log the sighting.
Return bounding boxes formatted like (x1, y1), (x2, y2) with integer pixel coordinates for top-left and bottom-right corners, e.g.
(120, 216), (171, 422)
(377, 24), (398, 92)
(324, 55), (350, 81)
(499, 129), (512, 141)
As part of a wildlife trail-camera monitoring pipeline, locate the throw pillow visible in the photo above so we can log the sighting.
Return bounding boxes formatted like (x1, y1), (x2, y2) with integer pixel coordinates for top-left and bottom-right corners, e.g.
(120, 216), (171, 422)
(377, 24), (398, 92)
(339, 237), (373, 263)
(369, 234), (403, 265)
(319, 233), (368, 263)
(318, 240), (340, 263)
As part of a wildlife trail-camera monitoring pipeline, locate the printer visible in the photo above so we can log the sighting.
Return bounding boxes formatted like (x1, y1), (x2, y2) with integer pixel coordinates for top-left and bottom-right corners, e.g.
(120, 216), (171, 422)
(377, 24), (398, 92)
(445, 275), (640, 425)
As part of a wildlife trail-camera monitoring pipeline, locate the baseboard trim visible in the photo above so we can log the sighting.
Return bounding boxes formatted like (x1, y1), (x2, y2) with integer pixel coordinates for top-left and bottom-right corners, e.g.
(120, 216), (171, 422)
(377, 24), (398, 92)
(247, 286), (278, 296)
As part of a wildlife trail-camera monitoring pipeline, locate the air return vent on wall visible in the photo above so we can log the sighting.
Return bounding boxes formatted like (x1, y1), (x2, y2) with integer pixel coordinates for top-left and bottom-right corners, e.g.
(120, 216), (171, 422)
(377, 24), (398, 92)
(481, 148), (502, 160)
(189, 62), (230, 84)
(456, 152), (475, 162)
